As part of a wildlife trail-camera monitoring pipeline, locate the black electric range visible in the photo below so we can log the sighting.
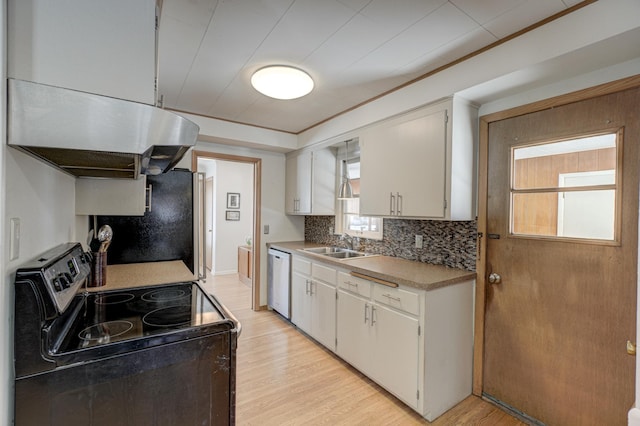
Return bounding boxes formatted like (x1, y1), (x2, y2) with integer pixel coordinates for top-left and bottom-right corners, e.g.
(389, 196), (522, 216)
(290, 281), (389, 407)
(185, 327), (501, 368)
(14, 243), (239, 426)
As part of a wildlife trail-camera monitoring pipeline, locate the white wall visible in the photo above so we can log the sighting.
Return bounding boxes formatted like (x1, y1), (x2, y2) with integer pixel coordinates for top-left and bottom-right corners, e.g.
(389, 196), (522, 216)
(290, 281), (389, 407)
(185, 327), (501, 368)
(213, 161), (253, 275)
(177, 142), (304, 306)
(0, 6), (74, 424)
(3, 151), (77, 425)
(0, 3), (7, 423)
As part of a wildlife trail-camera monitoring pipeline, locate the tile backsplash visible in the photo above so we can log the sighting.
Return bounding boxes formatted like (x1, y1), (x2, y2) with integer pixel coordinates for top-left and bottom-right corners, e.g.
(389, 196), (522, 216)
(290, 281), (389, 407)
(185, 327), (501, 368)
(304, 216), (477, 271)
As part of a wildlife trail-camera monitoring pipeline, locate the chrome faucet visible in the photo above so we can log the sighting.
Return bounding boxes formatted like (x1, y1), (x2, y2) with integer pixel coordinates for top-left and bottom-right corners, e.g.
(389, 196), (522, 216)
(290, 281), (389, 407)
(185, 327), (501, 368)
(341, 233), (359, 251)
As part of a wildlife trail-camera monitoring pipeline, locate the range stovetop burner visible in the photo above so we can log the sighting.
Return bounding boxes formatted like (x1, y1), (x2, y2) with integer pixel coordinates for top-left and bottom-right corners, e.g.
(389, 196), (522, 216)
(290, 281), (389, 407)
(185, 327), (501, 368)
(141, 287), (190, 303)
(143, 305), (193, 328)
(56, 282), (224, 354)
(78, 320), (134, 347)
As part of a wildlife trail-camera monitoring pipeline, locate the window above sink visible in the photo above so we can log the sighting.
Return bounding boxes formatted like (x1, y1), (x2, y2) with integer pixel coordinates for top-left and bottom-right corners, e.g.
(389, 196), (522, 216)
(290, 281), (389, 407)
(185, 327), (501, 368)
(334, 147), (383, 240)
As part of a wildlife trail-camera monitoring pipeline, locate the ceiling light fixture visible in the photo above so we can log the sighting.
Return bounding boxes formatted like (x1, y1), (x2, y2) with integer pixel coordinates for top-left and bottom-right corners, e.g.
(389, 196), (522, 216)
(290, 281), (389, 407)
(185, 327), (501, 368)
(251, 65), (314, 100)
(338, 139), (354, 200)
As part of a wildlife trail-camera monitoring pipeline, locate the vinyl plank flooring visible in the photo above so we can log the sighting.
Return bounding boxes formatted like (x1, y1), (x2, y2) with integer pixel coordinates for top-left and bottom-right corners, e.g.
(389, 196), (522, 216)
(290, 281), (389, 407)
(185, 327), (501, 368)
(201, 274), (525, 426)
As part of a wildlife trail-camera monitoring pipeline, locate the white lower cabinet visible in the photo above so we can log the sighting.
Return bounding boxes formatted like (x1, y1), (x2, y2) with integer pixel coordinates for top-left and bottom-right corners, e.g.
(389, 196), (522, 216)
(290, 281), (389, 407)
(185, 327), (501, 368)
(291, 269), (312, 333)
(291, 257), (474, 422)
(370, 303), (420, 407)
(336, 273), (420, 410)
(290, 256), (337, 351)
(335, 290), (371, 372)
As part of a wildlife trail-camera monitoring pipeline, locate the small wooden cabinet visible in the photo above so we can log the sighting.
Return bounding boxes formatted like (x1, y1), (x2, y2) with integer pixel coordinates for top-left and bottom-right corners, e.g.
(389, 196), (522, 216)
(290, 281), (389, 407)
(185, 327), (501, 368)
(237, 246), (252, 285)
(285, 148), (336, 215)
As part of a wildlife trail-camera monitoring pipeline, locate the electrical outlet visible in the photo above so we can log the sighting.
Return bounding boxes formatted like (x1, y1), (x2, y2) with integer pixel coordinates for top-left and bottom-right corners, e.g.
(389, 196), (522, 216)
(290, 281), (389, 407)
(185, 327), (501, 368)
(328, 226), (333, 235)
(415, 235), (423, 249)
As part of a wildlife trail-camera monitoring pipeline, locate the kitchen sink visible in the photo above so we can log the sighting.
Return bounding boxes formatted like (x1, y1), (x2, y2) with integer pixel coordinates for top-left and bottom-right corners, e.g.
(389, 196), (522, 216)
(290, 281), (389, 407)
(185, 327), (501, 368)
(302, 246), (374, 259)
(324, 251), (367, 259)
(303, 246), (347, 254)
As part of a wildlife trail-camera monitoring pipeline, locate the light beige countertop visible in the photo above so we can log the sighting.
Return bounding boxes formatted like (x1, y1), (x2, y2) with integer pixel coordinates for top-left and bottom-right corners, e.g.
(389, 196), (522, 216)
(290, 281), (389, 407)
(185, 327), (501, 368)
(85, 260), (196, 292)
(269, 241), (476, 291)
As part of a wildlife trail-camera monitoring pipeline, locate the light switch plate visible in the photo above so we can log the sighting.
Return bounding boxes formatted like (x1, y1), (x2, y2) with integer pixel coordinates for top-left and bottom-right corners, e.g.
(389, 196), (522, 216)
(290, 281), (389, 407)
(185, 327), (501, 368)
(10, 218), (20, 260)
(415, 235), (423, 249)
(264, 224), (269, 234)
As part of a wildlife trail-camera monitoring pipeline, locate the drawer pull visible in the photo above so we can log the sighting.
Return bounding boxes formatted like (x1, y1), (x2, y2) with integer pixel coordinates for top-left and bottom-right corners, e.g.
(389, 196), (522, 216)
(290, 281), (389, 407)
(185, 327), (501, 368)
(382, 293), (402, 302)
(345, 280), (358, 289)
(350, 271), (398, 288)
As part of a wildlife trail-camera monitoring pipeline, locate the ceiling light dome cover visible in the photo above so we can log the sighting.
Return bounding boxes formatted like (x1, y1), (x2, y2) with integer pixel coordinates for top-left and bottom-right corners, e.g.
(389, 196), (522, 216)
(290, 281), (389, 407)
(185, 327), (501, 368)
(251, 66), (314, 100)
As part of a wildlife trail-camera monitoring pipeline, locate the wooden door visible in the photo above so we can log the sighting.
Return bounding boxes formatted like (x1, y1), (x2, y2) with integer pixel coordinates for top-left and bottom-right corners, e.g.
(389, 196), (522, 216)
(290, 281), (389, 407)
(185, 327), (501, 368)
(482, 87), (639, 425)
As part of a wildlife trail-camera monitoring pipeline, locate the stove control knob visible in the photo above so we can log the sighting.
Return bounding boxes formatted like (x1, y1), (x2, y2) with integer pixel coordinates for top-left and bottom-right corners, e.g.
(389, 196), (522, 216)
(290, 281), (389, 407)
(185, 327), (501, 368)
(56, 273), (72, 289)
(63, 273), (74, 288)
(52, 277), (63, 292)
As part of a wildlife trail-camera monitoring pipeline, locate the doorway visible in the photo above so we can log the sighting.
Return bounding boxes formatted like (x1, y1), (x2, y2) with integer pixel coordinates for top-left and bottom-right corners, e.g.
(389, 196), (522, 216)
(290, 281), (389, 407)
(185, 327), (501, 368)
(193, 151), (262, 311)
(475, 80), (640, 425)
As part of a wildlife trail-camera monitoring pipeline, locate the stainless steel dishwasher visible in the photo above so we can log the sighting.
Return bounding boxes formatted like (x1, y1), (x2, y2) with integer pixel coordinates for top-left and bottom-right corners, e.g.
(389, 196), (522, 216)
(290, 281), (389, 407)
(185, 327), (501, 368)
(267, 248), (291, 319)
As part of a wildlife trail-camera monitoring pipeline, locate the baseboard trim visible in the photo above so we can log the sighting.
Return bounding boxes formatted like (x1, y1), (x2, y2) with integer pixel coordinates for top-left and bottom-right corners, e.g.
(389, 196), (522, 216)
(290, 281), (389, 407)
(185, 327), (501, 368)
(482, 393), (545, 425)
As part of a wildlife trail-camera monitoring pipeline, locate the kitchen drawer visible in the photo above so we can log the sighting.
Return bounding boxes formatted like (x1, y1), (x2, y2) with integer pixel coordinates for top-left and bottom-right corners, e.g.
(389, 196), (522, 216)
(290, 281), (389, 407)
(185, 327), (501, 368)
(338, 271), (371, 298)
(312, 262), (337, 285)
(373, 285), (420, 316)
(292, 256), (311, 275)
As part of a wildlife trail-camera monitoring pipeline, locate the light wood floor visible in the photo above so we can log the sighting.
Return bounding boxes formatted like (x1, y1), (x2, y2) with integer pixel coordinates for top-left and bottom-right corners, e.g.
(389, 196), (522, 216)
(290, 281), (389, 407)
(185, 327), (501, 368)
(201, 274), (525, 426)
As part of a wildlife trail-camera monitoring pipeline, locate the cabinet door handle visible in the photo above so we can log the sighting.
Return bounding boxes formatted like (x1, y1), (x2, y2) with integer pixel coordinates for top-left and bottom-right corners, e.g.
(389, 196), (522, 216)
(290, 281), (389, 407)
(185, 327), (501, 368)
(305, 279), (310, 295)
(390, 192), (395, 215)
(383, 293), (401, 302)
(345, 280), (358, 289)
(371, 305), (377, 326)
(310, 280), (315, 296)
(364, 303), (369, 324)
(146, 184), (153, 212)
(396, 192), (402, 216)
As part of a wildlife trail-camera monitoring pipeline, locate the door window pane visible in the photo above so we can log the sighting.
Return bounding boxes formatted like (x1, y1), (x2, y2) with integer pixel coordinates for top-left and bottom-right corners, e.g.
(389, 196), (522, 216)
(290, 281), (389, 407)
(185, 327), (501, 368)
(510, 133), (619, 242)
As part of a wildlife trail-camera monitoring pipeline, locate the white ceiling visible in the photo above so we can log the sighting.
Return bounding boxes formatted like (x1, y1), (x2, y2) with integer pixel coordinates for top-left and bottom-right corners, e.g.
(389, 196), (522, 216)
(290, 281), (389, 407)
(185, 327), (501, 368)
(157, 0), (586, 134)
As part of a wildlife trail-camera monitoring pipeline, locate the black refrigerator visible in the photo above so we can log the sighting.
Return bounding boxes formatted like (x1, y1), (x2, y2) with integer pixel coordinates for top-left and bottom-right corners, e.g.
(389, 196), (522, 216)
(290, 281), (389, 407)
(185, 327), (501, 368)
(94, 169), (205, 278)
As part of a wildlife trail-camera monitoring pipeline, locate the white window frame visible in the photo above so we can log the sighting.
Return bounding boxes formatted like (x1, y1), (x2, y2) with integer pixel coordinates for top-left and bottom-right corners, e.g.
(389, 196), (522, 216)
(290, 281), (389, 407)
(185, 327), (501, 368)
(334, 157), (383, 240)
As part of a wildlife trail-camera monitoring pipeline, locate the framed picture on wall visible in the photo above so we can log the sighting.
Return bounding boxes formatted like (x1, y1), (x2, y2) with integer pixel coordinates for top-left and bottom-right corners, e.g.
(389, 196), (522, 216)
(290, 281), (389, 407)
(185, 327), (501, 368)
(226, 210), (240, 221)
(227, 193), (240, 209)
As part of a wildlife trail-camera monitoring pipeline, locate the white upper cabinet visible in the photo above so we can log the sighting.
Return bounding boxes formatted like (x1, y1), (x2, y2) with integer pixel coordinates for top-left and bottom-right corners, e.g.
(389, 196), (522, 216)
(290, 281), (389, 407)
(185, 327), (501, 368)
(285, 151), (312, 215)
(285, 148), (336, 215)
(8, 0), (158, 105)
(76, 177), (148, 216)
(359, 97), (477, 220)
